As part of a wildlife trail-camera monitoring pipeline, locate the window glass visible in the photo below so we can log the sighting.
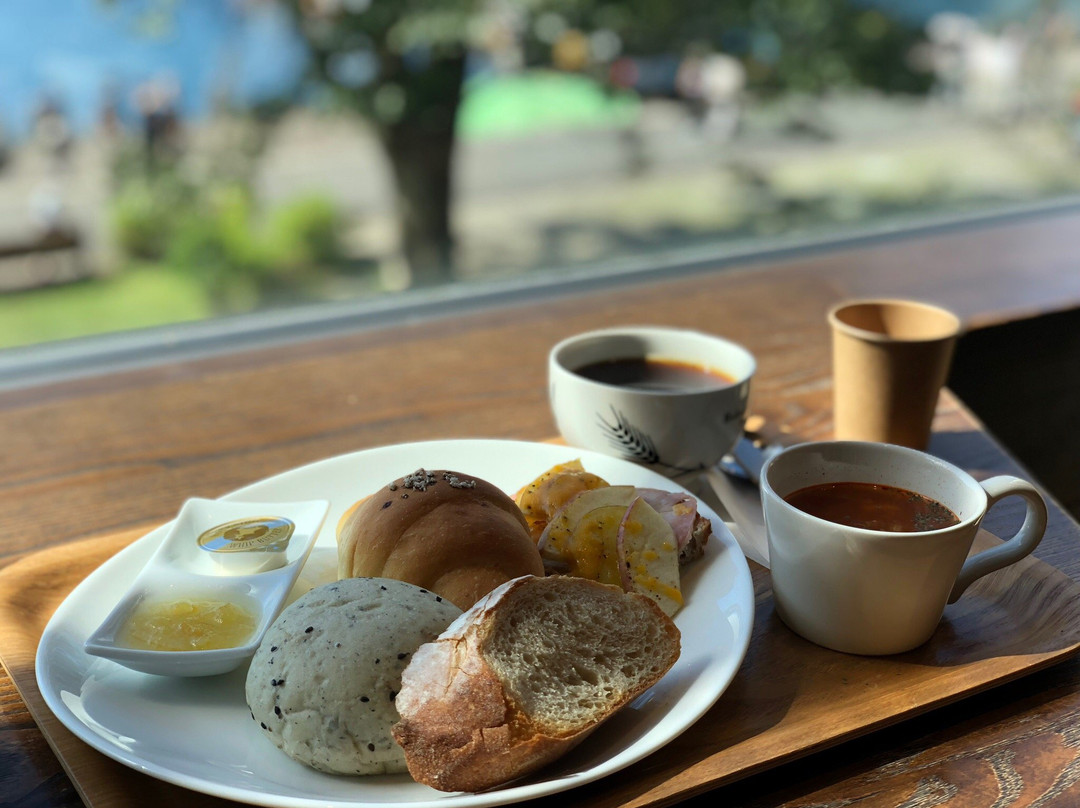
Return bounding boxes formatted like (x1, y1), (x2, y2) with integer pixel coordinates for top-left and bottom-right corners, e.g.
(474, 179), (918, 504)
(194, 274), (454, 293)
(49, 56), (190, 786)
(2, 1), (1079, 350)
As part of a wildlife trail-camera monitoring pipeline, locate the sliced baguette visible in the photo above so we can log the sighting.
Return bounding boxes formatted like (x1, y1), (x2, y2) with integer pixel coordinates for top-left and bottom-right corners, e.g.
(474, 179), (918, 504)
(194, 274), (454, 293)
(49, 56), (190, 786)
(391, 574), (681, 792)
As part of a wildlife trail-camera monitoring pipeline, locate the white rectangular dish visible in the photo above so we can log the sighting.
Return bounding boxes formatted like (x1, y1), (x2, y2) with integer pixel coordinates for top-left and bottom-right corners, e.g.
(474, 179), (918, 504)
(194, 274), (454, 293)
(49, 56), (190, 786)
(84, 498), (329, 677)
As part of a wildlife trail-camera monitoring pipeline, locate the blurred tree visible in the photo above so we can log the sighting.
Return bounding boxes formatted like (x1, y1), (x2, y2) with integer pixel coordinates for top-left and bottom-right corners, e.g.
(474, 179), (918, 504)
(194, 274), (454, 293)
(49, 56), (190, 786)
(107, 0), (928, 288)
(286, 1), (476, 286)
(520, 0), (930, 95)
(111, 0), (928, 286)
(286, 0), (928, 286)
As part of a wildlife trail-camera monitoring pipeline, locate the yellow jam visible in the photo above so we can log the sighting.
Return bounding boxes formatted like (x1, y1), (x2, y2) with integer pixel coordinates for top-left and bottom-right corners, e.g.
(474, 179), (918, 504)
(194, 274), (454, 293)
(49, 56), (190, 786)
(117, 597), (258, 651)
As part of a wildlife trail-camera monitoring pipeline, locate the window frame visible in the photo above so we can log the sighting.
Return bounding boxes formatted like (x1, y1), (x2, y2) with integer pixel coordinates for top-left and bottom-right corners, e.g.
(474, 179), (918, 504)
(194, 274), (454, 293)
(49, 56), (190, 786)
(3, 194), (1080, 391)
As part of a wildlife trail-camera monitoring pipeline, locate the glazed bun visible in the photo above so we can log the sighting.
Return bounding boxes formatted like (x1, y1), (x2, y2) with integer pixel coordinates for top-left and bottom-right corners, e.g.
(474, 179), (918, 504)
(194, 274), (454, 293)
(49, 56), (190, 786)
(337, 469), (544, 610)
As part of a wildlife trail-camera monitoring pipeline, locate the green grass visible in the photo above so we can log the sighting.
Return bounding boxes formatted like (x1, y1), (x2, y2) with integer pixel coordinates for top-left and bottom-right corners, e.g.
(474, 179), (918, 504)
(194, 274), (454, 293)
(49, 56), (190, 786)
(0, 265), (213, 349)
(0, 73), (640, 351)
(458, 71), (640, 138)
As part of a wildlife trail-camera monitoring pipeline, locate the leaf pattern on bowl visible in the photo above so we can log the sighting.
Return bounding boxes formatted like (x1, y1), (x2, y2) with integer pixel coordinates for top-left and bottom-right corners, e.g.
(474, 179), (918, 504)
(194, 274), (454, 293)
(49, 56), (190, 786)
(596, 407), (660, 465)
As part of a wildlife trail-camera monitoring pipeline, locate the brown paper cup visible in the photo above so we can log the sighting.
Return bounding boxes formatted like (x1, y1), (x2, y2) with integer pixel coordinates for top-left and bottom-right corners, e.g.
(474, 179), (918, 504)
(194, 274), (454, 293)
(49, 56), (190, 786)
(828, 299), (961, 449)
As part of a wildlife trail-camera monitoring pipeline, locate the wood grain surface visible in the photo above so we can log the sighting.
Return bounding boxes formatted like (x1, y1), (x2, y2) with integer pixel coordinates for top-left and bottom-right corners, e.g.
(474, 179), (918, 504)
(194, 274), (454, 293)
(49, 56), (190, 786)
(4, 523), (1080, 808)
(5, 208), (1080, 808)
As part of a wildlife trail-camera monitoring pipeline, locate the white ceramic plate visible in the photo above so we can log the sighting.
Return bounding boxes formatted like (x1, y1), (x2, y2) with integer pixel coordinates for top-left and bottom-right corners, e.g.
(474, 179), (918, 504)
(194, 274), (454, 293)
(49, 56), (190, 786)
(36, 440), (754, 808)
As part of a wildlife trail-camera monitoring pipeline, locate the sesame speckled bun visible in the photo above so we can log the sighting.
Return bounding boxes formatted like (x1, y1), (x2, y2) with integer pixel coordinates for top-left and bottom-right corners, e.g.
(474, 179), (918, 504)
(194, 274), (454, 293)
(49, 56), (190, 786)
(245, 577), (461, 775)
(337, 468), (544, 611)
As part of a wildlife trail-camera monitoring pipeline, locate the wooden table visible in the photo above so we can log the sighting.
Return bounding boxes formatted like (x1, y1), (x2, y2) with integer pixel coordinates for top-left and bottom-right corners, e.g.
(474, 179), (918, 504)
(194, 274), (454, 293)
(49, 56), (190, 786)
(5, 208), (1080, 807)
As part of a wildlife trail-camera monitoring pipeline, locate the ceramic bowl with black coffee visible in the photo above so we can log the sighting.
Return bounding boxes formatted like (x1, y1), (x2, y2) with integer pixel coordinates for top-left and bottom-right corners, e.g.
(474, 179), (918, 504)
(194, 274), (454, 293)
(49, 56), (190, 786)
(548, 326), (755, 477)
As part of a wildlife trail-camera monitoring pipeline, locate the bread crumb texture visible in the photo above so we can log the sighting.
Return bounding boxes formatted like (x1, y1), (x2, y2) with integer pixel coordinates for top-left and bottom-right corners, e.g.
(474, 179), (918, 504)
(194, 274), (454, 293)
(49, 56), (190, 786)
(485, 577), (677, 734)
(245, 577), (461, 775)
(393, 575), (680, 792)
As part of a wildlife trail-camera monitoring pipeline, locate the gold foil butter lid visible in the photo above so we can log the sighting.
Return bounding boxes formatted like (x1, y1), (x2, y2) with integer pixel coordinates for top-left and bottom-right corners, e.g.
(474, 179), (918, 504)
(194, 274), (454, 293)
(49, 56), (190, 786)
(198, 517), (294, 573)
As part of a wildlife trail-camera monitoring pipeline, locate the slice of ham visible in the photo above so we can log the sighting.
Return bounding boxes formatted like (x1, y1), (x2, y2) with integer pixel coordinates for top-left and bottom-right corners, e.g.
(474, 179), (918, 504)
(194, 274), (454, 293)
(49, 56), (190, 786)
(634, 489), (698, 550)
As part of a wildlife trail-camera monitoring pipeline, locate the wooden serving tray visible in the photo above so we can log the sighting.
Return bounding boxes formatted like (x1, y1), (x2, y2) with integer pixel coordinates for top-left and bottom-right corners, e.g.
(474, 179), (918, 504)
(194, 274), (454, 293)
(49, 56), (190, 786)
(4, 524), (1080, 808)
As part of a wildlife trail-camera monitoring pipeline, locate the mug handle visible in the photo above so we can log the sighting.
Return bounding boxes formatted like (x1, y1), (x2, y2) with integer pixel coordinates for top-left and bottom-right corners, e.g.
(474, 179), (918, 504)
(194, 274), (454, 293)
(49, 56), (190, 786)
(948, 476), (1048, 604)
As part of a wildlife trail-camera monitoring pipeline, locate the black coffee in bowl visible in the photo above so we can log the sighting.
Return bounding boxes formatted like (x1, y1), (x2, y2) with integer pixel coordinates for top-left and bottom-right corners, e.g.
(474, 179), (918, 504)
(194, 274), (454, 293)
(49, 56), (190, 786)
(574, 357), (733, 392)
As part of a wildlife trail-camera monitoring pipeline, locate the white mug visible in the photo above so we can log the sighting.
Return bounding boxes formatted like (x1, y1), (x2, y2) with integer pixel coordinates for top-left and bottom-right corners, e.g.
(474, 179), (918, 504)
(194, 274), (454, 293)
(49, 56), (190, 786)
(761, 441), (1048, 655)
(549, 326), (755, 476)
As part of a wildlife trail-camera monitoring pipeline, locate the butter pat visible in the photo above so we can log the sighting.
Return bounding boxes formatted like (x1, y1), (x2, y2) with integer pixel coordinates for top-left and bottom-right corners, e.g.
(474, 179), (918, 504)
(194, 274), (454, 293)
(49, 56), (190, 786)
(198, 516), (294, 574)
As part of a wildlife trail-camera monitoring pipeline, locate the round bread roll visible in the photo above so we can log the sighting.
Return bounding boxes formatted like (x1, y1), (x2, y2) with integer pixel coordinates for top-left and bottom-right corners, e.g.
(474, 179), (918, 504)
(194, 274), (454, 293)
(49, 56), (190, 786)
(245, 577), (461, 775)
(337, 468), (544, 610)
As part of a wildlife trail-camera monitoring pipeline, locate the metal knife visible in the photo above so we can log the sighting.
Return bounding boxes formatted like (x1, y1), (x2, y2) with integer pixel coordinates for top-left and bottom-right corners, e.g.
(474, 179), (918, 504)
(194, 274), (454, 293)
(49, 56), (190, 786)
(678, 437), (774, 569)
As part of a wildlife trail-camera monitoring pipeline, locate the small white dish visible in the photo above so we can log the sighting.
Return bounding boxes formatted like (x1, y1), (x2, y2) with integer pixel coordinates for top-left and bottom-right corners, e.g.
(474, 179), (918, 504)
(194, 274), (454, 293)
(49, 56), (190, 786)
(84, 497), (329, 677)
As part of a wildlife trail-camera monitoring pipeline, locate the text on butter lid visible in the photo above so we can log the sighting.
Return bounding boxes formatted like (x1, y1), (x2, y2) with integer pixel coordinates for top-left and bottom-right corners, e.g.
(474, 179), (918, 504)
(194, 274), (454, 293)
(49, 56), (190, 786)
(197, 516), (295, 554)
